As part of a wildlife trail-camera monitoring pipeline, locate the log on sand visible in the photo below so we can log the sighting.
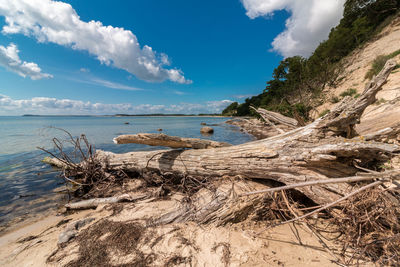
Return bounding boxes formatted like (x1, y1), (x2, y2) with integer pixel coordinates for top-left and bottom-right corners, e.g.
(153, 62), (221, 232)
(113, 133), (231, 149)
(65, 194), (147, 210)
(94, 60), (398, 206)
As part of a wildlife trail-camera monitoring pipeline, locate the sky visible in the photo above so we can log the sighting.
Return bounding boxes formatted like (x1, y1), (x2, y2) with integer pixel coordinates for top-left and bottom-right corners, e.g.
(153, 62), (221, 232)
(0, 0), (345, 115)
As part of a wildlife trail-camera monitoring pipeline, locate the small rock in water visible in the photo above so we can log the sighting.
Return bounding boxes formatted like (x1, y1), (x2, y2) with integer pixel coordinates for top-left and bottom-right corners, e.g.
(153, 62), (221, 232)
(124, 122), (130, 125)
(200, 126), (214, 134)
(200, 122), (207, 125)
(157, 128), (163, 131)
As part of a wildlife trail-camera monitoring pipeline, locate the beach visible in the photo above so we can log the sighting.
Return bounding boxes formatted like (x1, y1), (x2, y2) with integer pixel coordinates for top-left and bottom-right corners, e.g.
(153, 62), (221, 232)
(0, 116), (253, 235)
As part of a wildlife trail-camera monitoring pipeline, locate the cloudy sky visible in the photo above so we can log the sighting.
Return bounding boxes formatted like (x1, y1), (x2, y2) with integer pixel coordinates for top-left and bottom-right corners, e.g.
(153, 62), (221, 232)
(0, 0), (345, 115)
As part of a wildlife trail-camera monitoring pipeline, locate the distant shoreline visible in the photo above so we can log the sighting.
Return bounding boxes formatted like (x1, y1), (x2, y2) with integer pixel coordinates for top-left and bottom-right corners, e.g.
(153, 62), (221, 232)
(18, 114), (229, 118)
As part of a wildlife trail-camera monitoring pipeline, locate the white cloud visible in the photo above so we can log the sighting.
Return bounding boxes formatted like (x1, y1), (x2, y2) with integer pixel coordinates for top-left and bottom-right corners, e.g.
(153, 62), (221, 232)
(241, 0), (345, 57)
(79, 68), (89, 73)
(0, 95), (233, 115)
(63, 75), (144, 91)
(0, 0), (191, 84)
(173, 90), (185, 95)
(205, 100), (234, 111)
(0, 43), (52, 79)
(89, 78), (143, 91)
(233, 94), (255, 99)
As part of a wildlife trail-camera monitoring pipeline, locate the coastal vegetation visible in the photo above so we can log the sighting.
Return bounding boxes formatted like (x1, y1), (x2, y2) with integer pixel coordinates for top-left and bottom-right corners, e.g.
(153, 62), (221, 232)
(365, 49), (400, 80)
(222, 0), (400, 120)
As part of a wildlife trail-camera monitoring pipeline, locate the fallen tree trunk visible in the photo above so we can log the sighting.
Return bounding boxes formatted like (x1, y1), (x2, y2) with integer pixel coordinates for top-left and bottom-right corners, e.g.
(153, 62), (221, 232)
(98, 137), (397, 205)
(93, 60), (398, 205)
(113, 133), (231, 149)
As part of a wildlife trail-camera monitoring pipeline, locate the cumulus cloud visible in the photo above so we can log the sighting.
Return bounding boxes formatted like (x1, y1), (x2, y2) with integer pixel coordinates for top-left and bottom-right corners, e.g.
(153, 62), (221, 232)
(0, 0), (191, 84)
(0, 43), (52, 79)
(0, 95), (233, 115)
(241, 0), (345, 57)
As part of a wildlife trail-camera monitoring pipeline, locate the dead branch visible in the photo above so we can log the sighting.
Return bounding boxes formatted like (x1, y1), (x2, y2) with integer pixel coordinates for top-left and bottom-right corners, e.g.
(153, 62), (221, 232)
(250, 106), (286, 134)
(251, 106), (299, 128)
(239, 170), (400, 197)
(65, 194), (147, 210)
(42, 156), (75, 169)
(273, 180), (383, 227)
(113, 133), (231, 149)
(319, 59), (397, 137)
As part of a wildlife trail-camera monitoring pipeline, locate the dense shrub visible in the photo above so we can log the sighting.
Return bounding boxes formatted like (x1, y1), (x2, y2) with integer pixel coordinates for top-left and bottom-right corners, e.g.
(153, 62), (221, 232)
(365, 49), (400, 80)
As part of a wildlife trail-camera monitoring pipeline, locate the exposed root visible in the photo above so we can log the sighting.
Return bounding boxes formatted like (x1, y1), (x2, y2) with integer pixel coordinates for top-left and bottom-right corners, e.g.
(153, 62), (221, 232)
(38, 128), (127, 199)
(326, 188), (400, 265)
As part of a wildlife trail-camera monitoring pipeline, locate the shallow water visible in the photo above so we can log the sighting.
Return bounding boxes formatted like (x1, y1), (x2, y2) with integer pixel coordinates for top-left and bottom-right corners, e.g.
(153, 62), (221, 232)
(0, 116), (253, 230)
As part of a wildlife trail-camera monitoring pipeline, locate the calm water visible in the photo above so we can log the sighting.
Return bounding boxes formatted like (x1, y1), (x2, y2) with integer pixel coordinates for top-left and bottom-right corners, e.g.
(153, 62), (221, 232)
(0, 116), (253, 229)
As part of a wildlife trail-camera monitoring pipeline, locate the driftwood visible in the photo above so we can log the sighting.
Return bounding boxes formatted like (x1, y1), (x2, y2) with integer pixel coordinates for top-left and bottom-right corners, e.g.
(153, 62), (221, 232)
(113, 133), (231, 149)
(93, 60), (398, 206)
(363, 122), (400, 141)
(65, 194), (146, 210)
(225, 118), (288, 139)
(252, 106), (299, 128)
(42, 156), (75, 169)
(250, 106), (286, 134)
(239, 170), (400, 197)
(320, 60), (397, 138)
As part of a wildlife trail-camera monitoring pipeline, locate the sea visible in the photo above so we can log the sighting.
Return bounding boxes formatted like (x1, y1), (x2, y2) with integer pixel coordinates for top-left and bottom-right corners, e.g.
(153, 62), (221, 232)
(0, 116), (253, 231)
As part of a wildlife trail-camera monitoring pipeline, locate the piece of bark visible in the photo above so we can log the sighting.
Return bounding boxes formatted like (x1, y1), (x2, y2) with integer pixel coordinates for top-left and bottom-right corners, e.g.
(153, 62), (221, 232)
(65, 194), (146, 210)
(113, 133), (230, 149)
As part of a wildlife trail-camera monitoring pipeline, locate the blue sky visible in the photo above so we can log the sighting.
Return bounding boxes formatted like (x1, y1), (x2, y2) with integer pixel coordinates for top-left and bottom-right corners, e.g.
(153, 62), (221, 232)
(0, 0), (345, 115)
